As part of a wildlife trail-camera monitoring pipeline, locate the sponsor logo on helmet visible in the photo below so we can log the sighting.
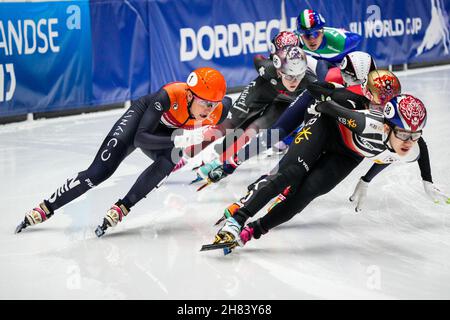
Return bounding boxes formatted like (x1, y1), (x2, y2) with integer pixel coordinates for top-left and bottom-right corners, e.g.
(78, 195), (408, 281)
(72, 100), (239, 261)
(338, 116), (357, 128)
(272, 55), (281, 68)
(384, 102), (395, 118)
(340, 57), (348, 70)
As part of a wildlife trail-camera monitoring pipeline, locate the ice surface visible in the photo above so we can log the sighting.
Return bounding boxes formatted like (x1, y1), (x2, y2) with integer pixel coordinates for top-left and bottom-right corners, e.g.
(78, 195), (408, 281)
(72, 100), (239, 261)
(1, 66), (449, 299)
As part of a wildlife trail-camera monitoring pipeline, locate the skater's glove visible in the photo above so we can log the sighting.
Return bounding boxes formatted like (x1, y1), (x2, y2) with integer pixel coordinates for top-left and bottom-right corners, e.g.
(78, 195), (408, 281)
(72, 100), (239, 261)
(307, 100), (322, 116)
(423, 181), (450, 204)
(196, 159), (222, 180)
(174, 128), (205, 148)
(208, 159), (238, 183)
(208, 166), (228, 183)
(349, 178), (369, 212)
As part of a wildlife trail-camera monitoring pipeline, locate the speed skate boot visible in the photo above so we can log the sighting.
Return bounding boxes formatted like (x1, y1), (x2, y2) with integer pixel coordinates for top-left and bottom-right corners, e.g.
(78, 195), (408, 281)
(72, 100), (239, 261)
(95, 202), (129, 237)
(214, 216), (243, 253)
(15, 202), (53, 233)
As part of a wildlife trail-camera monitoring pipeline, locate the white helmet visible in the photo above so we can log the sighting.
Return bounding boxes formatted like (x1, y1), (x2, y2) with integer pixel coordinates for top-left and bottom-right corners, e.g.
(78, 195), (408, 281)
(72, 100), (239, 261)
(272, 45), (308, 77)
(340, 51), (376, 86)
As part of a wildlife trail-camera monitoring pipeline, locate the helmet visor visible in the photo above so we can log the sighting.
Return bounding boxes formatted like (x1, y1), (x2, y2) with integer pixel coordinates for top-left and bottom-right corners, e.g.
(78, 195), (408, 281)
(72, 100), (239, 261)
(392, 128), (422, 142)
(193, 93), (219, 109)
(341, 71), (364, 86)
(300, 29), (323, 39)
(280, 72), (304, 82)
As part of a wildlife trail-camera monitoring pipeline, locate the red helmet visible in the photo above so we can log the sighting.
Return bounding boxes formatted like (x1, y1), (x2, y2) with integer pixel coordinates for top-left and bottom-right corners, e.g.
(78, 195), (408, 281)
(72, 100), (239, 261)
(186, 67), (226, 102)
(384, 94), (427, 132)
(270, 31), (300, 54)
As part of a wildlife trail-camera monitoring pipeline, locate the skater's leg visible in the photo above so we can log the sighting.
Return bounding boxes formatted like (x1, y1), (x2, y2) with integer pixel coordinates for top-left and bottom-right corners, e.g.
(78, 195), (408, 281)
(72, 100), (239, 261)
(251, 152), (362, 238)
(213, 116), (334, 244)
(16, 107), (142, 232)
(45, 107), (142, 212)
(46, 138), (134, 212)
(219, 104), (283, 163)
(96, 148), (176, 234)
(235, 115), (333, 218)
(121, 148), (176, 209)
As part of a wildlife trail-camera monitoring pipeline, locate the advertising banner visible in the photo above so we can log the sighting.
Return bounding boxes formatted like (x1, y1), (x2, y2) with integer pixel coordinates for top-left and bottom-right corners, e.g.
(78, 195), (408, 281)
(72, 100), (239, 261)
(0, 0), (92, 117)
(1, 0), (449, 119)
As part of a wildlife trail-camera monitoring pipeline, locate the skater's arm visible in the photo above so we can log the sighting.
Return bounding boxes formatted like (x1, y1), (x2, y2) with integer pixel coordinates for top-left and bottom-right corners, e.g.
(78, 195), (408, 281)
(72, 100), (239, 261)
(276, 90), (314, 136)
(417, 137), (432, 183)
(234, 91), (313, 163)
(306, 81), (338, 100)
(316, 100), (368, 135)
(134, 90), (174, 150)
(361, 163), (391, 182)
(217, 96), (233, 124)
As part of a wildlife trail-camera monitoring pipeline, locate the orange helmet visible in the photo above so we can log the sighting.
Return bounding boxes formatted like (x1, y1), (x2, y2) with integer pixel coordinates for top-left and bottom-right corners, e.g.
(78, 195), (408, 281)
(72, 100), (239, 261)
(362, 70), (401, 106)
(186, 67), (226, 102)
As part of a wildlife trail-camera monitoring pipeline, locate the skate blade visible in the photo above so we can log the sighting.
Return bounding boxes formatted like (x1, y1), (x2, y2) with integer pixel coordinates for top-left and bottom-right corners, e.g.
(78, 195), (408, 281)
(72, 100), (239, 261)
(196, 180), (212, 192)
(15, 221), (27, 234)
(200, 242), (235, 252)
(190, 175), (204, 185)
(191, 162), (204, 172)
(214, 216), (226, 226)
(95, 225), (107, 237)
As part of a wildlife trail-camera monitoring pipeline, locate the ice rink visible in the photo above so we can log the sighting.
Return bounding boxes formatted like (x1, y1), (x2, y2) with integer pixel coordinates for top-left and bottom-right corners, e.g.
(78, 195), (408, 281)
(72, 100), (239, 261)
(1, 65), (450, 299)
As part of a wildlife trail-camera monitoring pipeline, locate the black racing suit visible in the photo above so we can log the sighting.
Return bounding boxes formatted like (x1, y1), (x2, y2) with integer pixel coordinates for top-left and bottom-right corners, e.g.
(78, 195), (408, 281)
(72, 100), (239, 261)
(186, 58), (317, 160)
(231, 97), (427, 239)
(236, 81), (432, 182)
(44, 89), (231, 214)
(305, 82), (433, 184)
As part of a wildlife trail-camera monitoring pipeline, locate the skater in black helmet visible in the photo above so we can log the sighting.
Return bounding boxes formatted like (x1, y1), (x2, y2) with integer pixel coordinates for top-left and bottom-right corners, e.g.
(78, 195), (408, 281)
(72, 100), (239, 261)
(181, 31), (317, 183)
(205, 51), (377, 185)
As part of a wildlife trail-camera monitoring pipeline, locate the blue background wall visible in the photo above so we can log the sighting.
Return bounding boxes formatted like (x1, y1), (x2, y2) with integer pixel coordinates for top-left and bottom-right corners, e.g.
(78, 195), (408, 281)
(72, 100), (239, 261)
(1, 0), (449, 118)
